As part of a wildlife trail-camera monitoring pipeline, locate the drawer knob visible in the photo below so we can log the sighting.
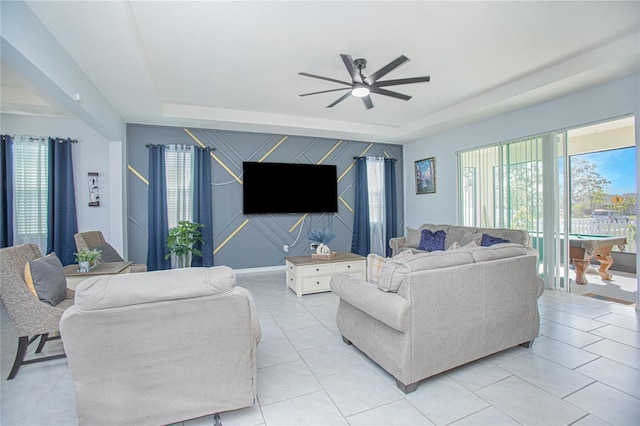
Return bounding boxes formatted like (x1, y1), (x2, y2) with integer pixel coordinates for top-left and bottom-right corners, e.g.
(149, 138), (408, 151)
(316, 268), (320, 272)
(316, 281), (320, 285)
(347, 265), (351, 268)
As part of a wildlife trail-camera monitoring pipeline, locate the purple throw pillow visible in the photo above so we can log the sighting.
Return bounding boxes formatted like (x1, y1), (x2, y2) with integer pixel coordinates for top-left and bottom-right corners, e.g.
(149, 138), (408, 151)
(418, 229), (446, 251)
(481, 234), (510, 247)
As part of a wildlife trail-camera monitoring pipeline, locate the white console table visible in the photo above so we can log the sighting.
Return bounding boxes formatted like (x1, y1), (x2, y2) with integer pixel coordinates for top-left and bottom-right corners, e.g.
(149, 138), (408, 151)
(285, 253), (366, 297)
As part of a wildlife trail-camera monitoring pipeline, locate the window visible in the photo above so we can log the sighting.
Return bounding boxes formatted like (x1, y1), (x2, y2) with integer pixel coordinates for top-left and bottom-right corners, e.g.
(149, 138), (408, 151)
(458, 138), (543, 233)
(12, 136), (48, 252)
(164, 145), (193, 228)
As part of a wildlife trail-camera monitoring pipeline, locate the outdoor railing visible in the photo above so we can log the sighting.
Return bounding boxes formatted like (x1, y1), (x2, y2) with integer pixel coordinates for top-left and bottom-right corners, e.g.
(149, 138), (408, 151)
(571, 218), (636, 254)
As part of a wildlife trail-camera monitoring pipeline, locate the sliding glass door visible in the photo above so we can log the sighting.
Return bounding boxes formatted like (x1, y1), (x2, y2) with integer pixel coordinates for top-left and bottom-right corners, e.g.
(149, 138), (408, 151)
(458, 132), (567, 290)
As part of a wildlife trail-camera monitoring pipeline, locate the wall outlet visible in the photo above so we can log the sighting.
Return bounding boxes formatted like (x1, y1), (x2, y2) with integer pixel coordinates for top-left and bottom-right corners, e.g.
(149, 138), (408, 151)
(283, 244), (289, 252)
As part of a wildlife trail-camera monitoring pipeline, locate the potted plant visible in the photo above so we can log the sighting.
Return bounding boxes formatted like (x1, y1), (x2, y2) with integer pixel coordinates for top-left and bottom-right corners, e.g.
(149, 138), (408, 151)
(307, 229), (336, 254)
(74, 248), (102, 272)
(165, 220), (205, 268)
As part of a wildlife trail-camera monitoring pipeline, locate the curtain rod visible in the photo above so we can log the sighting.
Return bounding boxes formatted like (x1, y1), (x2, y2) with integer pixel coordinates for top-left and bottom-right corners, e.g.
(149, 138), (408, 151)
(25, 136), (78, 143)
(145, 143), (215, 151)
(353, 156), (397, 161)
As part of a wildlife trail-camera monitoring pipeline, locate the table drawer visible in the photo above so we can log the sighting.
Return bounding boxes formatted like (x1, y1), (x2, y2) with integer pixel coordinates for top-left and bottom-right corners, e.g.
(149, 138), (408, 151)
(334, 261), (364, 274)
(302, 275), (332, 292)
(301, 264), (334, 277)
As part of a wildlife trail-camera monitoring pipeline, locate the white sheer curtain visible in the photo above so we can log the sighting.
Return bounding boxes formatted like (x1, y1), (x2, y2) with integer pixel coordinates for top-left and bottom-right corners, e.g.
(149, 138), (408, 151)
(367, 157), (386, 256)
(12, 136), (48, 253)
(165, 145), (194, 269)
(165, 145), (194, 229)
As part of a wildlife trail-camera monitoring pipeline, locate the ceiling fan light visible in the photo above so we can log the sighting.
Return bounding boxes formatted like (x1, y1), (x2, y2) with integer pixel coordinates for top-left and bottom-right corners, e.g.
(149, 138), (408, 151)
(351, 85), (370, 98)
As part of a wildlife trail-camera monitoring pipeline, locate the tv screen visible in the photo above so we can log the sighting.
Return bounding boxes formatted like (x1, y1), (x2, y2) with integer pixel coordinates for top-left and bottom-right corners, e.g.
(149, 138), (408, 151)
(243, 162), (338, 214)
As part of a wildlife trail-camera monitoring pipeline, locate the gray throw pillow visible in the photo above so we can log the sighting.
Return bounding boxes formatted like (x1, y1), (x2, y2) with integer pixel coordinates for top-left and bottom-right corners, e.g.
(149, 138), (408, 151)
(25, 253), (67, 306)
(90, 243), (124, 263)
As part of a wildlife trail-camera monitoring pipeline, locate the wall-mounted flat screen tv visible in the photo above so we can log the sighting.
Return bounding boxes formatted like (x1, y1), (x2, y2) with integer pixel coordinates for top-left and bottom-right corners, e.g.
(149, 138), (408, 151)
(243, 162), (338, 214)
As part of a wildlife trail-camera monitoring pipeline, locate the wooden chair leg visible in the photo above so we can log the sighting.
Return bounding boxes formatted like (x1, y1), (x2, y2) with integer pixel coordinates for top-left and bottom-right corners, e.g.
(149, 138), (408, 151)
(7, 336), (30, 380)
(35, 333), (49, 353)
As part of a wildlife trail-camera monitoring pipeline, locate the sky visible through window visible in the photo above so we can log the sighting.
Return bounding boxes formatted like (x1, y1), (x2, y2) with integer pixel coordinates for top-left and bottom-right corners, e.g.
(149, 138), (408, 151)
(578, 146), (636, 195)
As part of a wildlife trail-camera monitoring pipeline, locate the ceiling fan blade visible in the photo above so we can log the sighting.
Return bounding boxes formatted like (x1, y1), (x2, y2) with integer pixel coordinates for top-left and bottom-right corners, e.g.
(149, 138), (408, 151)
(299, 88), (351, 97)
(340, 54), (362, 84)
(369, 86), (411, 101)
(299, 72), (352, 87)
(374, 76), (430, 87)
(326, 91), (353, 108)
(364, 55), (409, 85)
(361, 95), (373, 110)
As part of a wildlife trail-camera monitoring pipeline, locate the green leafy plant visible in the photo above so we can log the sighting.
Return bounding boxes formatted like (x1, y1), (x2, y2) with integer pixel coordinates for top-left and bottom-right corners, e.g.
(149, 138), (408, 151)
(74, 248), (102, 264)
(165, 220), (205, 268)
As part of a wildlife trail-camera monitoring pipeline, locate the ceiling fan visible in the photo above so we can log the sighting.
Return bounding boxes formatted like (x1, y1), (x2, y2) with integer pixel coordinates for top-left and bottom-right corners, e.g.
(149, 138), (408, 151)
(299, 54), (430, 110)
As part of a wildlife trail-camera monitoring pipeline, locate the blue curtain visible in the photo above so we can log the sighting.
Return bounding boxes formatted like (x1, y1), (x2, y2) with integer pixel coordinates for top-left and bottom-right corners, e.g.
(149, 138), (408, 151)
(351, 157), (370, 256)
(147, 144), (171, 271)
(0, 135), (14, 248)
(384, 158), (398, 257)
(46, 138), (78, 265)
(191, 147), (214, 267)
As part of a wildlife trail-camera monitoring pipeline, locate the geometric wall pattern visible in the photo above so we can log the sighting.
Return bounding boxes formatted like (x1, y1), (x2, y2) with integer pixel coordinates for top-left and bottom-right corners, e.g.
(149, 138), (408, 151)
(126, 124), (403, 269)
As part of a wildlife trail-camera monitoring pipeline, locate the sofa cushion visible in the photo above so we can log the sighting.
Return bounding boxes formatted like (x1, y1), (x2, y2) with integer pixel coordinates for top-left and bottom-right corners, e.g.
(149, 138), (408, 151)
(378, 251), (474, 293)
(418, 229), (446, 252)
(481, 234), (510, 247)
(75, 266), (236, 310)
(460, 231), (483, 247)
(470, 243), (528, 262)
(24, 253), (67, 306)
(405, 227), (422, 248)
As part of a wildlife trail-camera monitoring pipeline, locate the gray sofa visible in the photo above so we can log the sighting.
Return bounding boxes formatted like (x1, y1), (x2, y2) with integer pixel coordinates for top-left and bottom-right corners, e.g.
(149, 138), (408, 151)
(60, 266), (261, 426)
(389, 223), (535, 256)
(330, 224), (544, 393)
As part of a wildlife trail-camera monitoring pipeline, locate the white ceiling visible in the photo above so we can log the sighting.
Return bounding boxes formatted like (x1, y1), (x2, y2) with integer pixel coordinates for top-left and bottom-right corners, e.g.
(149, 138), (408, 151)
(2, 1), (639, 143)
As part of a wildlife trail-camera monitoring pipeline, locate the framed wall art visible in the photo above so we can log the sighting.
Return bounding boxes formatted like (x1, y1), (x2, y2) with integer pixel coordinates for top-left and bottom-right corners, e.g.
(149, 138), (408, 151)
(415, 157), (435, 194)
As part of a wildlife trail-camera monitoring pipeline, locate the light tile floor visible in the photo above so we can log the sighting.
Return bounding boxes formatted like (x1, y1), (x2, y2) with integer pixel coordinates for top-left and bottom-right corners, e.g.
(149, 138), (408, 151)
(1, 271), (639, 426)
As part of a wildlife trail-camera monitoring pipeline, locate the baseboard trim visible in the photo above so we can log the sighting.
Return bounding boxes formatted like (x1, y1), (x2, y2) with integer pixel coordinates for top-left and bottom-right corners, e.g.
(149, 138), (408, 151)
(234, 265), (286, 274)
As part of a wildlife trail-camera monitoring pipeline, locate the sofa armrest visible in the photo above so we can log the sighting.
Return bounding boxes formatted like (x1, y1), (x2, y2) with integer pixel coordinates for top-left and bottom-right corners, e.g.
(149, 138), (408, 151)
(330, 273), (410, 333)
(389, 237), (407, 257)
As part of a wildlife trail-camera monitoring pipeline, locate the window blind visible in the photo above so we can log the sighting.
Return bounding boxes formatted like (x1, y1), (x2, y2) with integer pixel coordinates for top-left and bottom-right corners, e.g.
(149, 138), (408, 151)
(12, 136), (48, 252)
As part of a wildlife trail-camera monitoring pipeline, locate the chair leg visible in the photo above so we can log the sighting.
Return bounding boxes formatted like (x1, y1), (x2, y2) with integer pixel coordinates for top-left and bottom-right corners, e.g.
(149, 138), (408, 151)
(35, 333), (49, 353)
(7, 336), (30, 380)
(7, 334), (66, 380)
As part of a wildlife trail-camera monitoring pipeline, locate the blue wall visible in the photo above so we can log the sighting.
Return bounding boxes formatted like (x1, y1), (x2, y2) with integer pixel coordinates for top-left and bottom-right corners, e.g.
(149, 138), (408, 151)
(126, 124), (404, 269)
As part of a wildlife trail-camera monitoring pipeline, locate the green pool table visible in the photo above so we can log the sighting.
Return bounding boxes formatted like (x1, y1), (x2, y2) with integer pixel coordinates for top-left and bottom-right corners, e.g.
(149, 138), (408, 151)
(568, 234), (628, 285)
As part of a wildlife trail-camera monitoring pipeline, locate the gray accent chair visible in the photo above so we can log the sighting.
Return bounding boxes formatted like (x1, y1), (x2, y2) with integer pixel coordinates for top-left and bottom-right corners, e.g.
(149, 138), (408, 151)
(74, 230), (147, 272)
(0, 244), (75, 379)
(60, 265), (261, 426)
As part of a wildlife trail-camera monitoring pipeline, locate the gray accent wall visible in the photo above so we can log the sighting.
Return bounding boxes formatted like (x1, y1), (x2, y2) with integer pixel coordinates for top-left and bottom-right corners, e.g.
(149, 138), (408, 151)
(127, 124), (403, 269)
